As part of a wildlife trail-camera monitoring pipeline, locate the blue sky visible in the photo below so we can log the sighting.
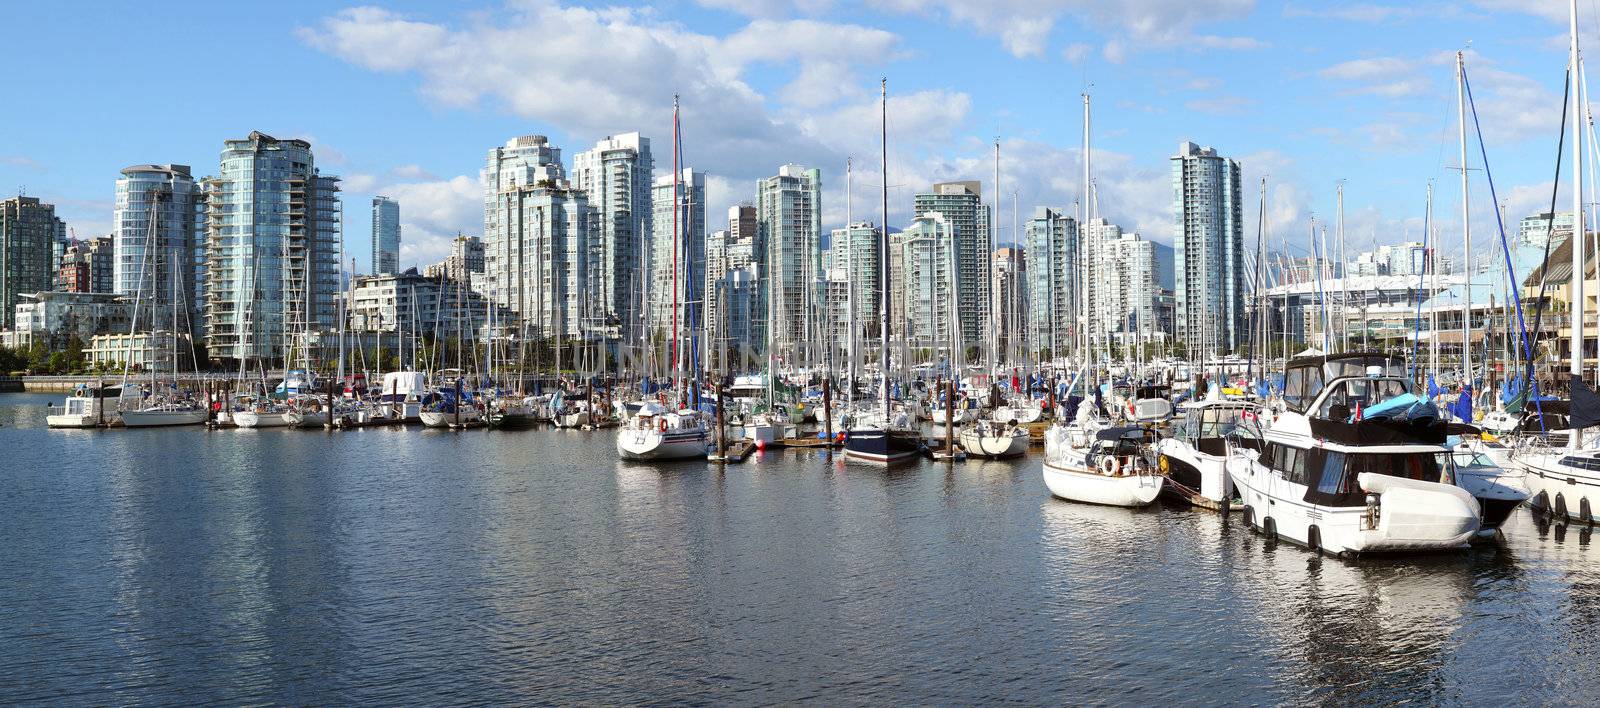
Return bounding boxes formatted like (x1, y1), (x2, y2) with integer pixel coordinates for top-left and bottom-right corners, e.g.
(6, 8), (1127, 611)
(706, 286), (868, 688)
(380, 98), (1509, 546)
(0, 1), (1585, 271)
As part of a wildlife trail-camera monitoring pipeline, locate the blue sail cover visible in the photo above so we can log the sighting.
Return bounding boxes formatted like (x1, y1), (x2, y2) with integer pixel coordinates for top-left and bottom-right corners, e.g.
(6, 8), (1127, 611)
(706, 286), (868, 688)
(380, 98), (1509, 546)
(1359, 392), (1438, 423)
(1450, 384), (1473, 422)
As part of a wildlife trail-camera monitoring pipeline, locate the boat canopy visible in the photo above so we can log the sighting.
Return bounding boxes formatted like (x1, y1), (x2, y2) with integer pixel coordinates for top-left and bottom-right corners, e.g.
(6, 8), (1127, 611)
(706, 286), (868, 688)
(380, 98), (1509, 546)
(1095, 426), (1159, 443)
(1283, 352), (1406, 412)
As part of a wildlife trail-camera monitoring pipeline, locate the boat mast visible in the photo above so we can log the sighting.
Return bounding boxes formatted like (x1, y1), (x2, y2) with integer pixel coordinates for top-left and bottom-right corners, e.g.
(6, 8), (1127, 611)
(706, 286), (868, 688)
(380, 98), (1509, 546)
(991, 137), (1000, 378)
(1456, 51), (1475, 396)
(846, 157), (855, 404)
(670, 94), (682, 403)
(1336, 181), (1348, 351)
(879, 78), (891, 425)
(1080, 92), (1091, 374)
(1428, 181), (1440, 376)
(1571, 0), (1586, 448)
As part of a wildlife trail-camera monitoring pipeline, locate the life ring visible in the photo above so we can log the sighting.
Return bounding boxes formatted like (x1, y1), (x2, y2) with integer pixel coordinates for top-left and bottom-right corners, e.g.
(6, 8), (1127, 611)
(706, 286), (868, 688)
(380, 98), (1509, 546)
(1100, 455), (1120, 476)
(658, 417), (667, 433)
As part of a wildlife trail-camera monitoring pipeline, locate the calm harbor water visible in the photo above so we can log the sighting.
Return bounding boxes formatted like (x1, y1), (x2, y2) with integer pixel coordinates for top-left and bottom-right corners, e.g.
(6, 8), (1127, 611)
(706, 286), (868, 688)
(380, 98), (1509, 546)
(2, 391), (1597, 704)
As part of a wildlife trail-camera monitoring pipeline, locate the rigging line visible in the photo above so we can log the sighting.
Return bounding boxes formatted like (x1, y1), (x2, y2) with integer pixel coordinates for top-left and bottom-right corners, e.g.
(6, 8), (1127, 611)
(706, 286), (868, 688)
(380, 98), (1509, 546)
(1524, 66), (1572, 410)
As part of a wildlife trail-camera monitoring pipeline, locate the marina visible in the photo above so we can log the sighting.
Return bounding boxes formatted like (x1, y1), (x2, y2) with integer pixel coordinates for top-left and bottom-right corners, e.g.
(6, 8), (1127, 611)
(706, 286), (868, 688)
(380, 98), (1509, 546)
(13, 0), (1600, 702)
(3, 391), (1599, 704)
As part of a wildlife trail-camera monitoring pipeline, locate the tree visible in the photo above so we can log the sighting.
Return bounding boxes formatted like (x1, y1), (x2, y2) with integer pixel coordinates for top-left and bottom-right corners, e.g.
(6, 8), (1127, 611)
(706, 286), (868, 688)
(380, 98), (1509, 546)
(0, 345), (22, 374)
(27, 342), (50, 374)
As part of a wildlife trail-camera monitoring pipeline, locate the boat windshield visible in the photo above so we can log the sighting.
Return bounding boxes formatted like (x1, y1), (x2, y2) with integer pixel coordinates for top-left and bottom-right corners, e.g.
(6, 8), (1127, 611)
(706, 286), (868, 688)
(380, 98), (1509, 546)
(1180, 406), (1254, 439)
(1452, 451), (1497, 468)
(1313, 378), (1411, 419)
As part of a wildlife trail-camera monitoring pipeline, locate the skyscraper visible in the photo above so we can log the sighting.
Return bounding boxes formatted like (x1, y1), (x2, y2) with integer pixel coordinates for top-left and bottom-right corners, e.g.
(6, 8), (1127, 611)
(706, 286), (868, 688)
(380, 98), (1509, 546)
(649, 168), (706, 338)
(482, 135), (595, 339)
(756, 164), (822, 360)
(706, 205), (759, 352)
(571, 133), (652, 338)
(1098, 231), (1158, 346)
(889, 212), (954, 356)
(1024, 207), (1077, 359)
(1, 196), (66, 329)
(202, 133), (341, 362)
(1172, 141), (1245, 355)
(116, 165), (202, 333)
(914, 181), (990, 351)
(830, 221), (882, 346)
(371, 196), (400, 275)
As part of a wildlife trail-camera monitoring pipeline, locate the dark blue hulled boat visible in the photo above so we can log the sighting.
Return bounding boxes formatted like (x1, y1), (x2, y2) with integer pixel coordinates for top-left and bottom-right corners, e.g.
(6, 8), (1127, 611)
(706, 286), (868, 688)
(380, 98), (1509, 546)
(844, 425), (923, 465)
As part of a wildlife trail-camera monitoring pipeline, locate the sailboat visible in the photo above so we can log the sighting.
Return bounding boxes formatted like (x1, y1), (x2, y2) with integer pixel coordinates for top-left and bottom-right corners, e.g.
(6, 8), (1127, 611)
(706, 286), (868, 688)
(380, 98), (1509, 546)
(617, 95), (709, 461)
(1514, 1), (1600, 524)
(844, 78), (924, 465)
(120, 187), (206, 428)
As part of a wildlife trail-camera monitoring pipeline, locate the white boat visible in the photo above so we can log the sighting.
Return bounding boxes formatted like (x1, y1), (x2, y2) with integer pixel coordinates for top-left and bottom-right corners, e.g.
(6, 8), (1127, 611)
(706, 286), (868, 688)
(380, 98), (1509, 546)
(1156, 397), (1260, 510)
(1450, 438), (1530, 538)
(378, 371), (428, 423)
(421, 406), (482, 428)
(744, 407), (789, 446)
(285, 409), (328, 428)
(995, 400), (1043, 424)
(46, 387), (122, 428)
(121, 402), (207, 428)
(959, 420), (1029, 458)
(1042, 424), (1164, 507)
(234, 408), (291, 428)
(1227, 353), (1481, 556)
(617, 401), (708, 460)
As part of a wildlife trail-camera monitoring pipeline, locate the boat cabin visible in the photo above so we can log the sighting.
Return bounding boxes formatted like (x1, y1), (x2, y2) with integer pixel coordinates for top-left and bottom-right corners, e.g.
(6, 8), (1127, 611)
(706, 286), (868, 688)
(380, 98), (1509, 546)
(1258, 440), (1449, 507)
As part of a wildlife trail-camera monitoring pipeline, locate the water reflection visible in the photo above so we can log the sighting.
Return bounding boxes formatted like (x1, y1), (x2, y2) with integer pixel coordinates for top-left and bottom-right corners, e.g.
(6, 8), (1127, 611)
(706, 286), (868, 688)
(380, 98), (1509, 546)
(4, 393), (1600, 702)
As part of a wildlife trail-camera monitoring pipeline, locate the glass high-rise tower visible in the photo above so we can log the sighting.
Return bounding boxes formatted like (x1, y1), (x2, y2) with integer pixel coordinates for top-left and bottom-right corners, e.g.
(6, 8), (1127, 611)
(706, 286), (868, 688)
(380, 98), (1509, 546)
(202, 131), (341, 363)
(371, 196), (400, 275)
(1171, 141), (1244, 356)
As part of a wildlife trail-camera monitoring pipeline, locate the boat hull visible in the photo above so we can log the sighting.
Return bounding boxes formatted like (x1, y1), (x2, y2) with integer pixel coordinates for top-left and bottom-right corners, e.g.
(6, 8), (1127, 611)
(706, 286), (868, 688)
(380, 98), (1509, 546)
(1042, 460), (1163, 507)
(1228, 458), (1480, 555)
(234, 411), (291, 428)
(121, 409), (207, 428)
(959, 429), (1029, 458)
(617, 429), (708, 460)
(843, 428), (922, 465)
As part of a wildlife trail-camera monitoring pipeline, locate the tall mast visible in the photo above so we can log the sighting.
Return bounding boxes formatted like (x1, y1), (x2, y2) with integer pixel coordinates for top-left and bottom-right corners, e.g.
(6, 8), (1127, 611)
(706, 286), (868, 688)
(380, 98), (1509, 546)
(991, 137), (1000, 377)
(1428, 181), (1440, 375)
(1456, 51), (1475, 394)
(670, 94), (682, 400)
(879, 78), (891, 423)
(1572, 0), (1587, 422)
(1336, 181), (1348, 350)
(1080, 92), (1091, 367)
(846, 157), (855, 401)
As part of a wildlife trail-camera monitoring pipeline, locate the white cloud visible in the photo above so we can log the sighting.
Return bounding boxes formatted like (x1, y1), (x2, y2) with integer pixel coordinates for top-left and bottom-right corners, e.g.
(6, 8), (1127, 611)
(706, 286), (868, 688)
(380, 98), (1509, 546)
(869, 0), (1262, 59)
(377, 175), (482, 268)
(300, 4), (910, 180)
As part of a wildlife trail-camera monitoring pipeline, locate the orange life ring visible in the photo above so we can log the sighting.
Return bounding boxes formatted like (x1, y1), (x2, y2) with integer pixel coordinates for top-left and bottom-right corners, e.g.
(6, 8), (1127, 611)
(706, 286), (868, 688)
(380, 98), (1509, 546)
(658, 417), (667, 433)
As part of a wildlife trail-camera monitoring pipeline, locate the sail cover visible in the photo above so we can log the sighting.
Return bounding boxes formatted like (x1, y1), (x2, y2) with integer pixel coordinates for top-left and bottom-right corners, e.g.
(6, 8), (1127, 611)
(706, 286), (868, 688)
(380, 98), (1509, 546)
(1566, 374), (1600, 430)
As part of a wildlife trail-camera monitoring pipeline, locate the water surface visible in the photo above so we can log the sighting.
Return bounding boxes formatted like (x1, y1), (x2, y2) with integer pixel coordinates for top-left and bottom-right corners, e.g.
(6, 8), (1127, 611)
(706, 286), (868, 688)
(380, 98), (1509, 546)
(1, 393), (1594, 704)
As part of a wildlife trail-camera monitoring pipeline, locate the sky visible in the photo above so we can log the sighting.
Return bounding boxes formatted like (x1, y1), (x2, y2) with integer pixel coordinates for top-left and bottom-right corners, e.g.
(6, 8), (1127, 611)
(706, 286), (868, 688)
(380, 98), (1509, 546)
(0, 0), (1590, 273)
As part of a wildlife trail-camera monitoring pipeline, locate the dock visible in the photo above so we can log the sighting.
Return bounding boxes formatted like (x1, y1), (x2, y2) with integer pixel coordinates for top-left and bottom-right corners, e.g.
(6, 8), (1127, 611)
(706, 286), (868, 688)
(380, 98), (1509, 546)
(708, 441), (756, 463)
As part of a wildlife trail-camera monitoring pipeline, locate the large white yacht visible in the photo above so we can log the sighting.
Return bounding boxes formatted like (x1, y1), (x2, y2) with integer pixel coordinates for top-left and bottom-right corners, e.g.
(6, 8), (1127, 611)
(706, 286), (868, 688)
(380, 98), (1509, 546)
(1227, 353), (1481, 556)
